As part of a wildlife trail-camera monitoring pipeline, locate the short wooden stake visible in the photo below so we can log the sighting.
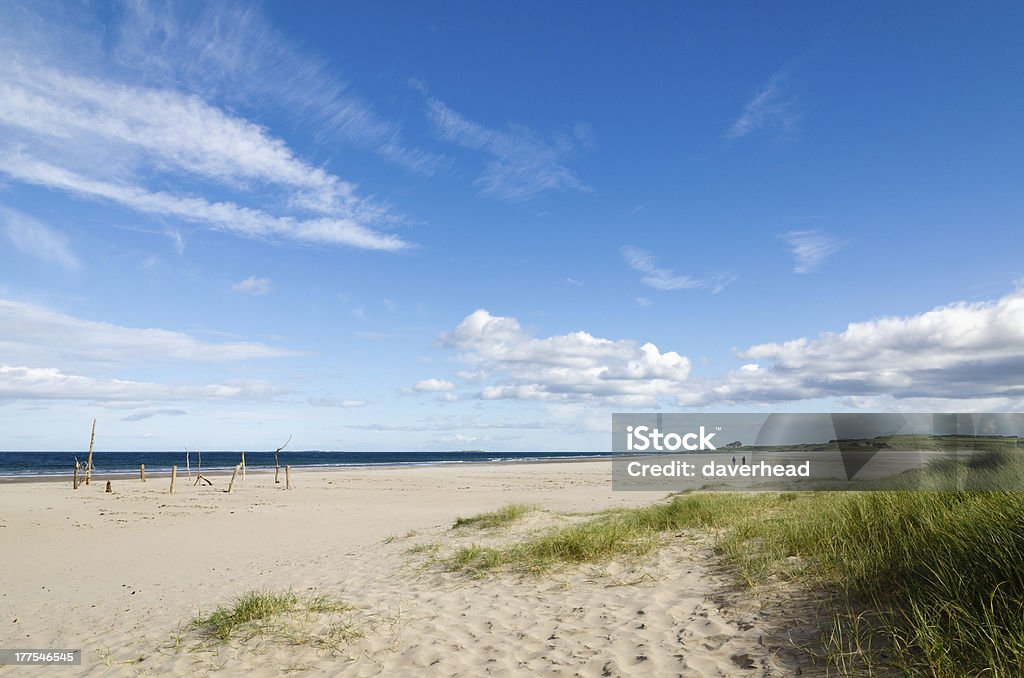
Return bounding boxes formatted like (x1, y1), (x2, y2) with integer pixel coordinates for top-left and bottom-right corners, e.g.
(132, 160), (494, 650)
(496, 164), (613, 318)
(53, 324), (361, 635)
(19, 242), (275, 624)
(227, 464), (240, 493)
(73, 461), (80, 490)
(241, 451), (246, 479)
(140, 464), (146, 482)
(105, 480), (112, 493)
(170, 465), (177, 494)
(285, 465), (291, 490)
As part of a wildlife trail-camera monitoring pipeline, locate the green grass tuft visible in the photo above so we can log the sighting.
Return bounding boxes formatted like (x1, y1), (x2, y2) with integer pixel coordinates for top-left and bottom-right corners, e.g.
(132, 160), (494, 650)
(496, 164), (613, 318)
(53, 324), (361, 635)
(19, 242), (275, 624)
(189, 589), (355, 644)
(452, 503), (540, 529)
(191, 590), (300, 642)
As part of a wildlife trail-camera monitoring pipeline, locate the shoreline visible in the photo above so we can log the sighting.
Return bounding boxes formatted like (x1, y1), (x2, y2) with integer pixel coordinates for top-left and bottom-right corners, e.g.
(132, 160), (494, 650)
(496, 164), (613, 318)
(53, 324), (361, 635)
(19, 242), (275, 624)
(0, 453), (614, 484)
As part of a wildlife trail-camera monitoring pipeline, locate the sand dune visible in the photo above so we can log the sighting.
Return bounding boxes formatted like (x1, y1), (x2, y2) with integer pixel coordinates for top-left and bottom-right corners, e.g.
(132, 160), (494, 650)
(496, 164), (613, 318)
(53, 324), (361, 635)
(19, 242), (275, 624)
(0, 462), (820, 676)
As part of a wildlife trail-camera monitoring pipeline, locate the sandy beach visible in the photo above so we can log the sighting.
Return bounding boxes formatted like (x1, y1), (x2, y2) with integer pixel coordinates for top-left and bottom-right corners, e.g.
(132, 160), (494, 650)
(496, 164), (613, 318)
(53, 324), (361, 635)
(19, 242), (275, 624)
(0, 461), (819, 676)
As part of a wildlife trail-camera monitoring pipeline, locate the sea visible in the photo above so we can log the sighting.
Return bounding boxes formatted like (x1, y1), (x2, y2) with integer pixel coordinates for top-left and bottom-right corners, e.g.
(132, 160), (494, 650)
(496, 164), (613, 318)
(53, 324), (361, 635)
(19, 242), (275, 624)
(0, 450), (609, 479)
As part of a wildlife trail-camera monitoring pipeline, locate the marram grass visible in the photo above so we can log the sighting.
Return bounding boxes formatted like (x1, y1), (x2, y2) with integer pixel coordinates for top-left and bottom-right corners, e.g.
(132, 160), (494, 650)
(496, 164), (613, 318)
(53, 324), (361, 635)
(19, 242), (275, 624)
(189, 589), (355, 644)
(448, 453), (1024, 676)
(452, 503), (540, 529)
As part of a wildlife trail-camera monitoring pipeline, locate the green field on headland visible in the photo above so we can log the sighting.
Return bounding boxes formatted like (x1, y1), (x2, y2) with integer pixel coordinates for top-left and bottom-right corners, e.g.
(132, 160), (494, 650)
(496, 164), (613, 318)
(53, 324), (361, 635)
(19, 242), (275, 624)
(738, 433), (1024, 453)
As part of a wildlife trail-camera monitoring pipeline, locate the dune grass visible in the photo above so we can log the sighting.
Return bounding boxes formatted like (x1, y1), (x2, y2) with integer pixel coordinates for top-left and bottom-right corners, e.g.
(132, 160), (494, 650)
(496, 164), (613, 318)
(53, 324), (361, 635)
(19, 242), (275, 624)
(189, 589), (356, 644)
(447, 452), (1024, 676)
(724, 490), (1024, 676)
(452, 503), (540, 529)
(448, 493), (768, 573)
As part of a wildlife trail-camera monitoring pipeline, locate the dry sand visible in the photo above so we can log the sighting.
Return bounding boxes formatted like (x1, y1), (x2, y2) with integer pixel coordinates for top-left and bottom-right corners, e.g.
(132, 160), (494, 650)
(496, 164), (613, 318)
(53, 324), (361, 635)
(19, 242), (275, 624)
(0, 461), (821, 676)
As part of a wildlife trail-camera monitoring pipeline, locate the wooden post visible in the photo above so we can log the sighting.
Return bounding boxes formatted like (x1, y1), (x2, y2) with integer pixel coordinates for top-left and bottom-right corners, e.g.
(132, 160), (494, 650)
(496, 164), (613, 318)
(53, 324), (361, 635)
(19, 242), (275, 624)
(240, 451), (246, 479)
(285, 465), (291, 490)
(185, 447), (191, 482)
(140, 464), (146, 482)
(73, 461), (80, 490)
(227, 464), (241, 493)
(85, 419), (96, 485)
(105, 480), (112, 493)
(191, 450), (212, 487)
(274, 435), (292, 484)
(170, 465), (177, 494)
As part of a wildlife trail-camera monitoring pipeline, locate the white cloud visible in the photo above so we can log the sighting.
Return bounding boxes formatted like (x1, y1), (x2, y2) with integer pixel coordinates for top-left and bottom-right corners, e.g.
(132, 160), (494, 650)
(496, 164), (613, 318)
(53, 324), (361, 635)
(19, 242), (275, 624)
(110, 1), (445, 175)
(622, 246), (735, 293)
(0, 45), (410, 250)
(0, 364), (282, 403)
(779, 230), (846, 273)
(121, 408), (188, 422)
(726, 69), (800, 141)
(231, 276), (272, 296)
(307, 396), (367, 408)
(426, 97), (590, 202)
(438, 310), (691, 406)
(0, 298), (299, 369)
(681, 287), (1024, 405)
(404, 378), (457, 394)
(0, 205), (78, 270)
(0, 152), (408, 251)
(0, 61), (353, 196)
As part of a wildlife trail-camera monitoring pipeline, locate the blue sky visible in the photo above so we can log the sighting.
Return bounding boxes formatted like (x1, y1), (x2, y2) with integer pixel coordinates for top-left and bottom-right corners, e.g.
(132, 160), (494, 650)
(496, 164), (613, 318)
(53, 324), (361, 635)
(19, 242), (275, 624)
(2, 1), (1024, 451)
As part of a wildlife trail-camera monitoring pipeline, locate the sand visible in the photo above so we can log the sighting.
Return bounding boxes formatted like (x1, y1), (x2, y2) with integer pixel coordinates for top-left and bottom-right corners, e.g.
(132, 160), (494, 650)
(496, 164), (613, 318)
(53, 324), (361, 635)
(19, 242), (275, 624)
(0, 461), (821, 676)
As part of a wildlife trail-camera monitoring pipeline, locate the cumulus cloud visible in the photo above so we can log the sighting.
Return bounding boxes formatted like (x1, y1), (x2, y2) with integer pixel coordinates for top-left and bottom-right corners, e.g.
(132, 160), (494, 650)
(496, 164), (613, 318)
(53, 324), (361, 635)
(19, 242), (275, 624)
(622, 246), (735, 293)
(403, 378), (457, 394)
(428, 290), (1024, 412)
(426, 97), (590, 202)
(779, 230), (846, 273)
(232, 276), (272, 296)
(682, 287), (1024, 405)
(0, 205), (78, 270)
(438, 310), (691, 406)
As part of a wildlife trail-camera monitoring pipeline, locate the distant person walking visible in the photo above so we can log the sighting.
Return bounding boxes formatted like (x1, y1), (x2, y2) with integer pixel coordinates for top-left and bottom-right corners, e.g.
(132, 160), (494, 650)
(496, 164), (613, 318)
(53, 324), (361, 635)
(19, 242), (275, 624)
(732, 456), (736, 465)
(741, 456), (746, 465)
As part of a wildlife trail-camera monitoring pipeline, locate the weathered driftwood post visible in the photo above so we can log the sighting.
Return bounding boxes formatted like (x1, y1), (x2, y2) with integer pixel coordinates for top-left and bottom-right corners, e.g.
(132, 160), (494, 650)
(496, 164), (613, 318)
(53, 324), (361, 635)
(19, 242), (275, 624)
(285, 465), (291, 490)
(192, 449), (212, 486)
(274, 435), (292, 484)
(105, 480), (112, 493)
(73, 460), (80, 490)
(140, 464), (146, 482)
(170, 465), (177, 494)
(85, 419), (96, 485)
(227, 464), (241, 493)
(240, 451), (246, 479)
(185, 447), (192, 482)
